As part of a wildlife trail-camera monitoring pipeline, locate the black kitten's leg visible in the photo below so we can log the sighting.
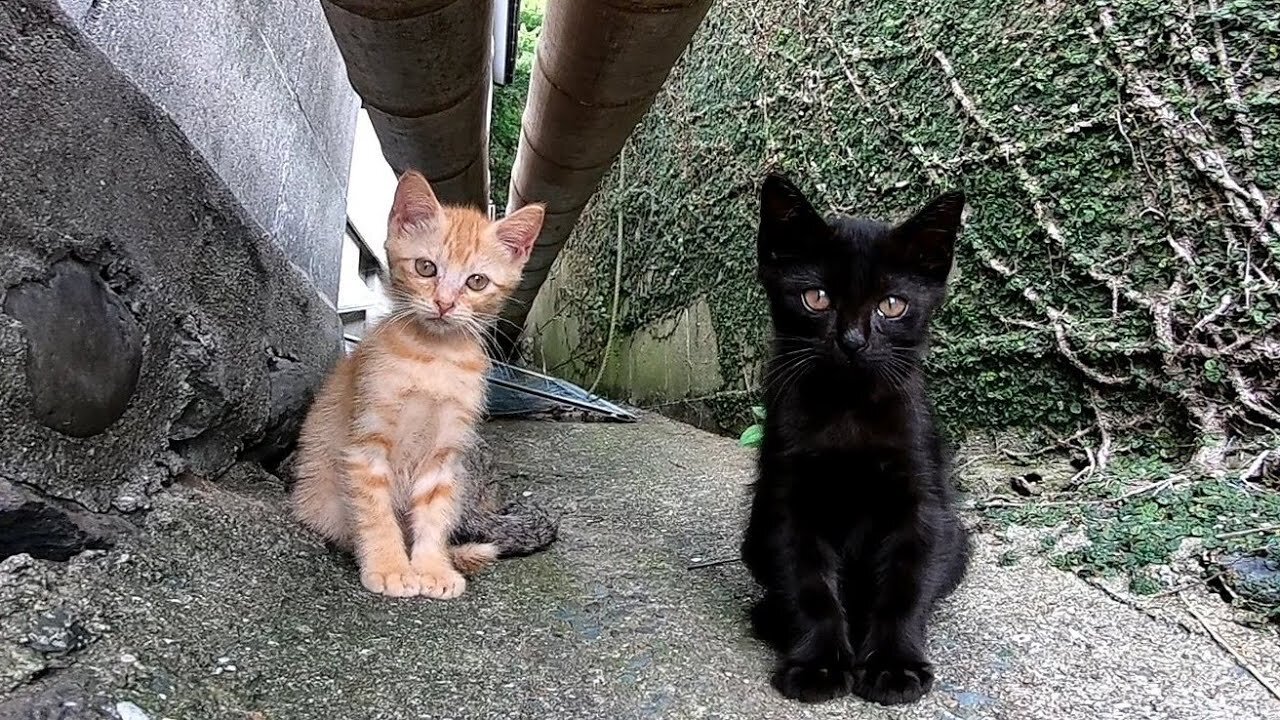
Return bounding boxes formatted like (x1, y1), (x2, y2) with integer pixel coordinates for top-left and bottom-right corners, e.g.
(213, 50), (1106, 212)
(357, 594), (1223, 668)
(853, 536), (936, 706)
(767, 534), (855, 703)
(935, 515), (972, 601)
(748, 591), (790, 650)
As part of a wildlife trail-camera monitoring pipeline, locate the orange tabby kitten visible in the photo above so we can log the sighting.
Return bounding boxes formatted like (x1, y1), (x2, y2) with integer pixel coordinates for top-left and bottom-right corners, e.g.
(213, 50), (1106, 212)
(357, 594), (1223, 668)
(292, 170), (545, 598)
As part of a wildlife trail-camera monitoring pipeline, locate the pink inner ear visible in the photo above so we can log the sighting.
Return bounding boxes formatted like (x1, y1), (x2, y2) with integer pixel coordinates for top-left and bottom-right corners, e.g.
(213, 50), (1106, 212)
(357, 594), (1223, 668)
(497, 204), (546, 260)
(390, 171), (441, 231)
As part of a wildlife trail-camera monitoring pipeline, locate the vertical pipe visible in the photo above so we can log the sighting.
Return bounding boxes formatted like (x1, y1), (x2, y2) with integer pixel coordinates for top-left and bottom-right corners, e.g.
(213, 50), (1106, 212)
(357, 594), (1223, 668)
(321, 0), (493, 209)
(492, 0), (510, 86)
(499, 0), (714, 351)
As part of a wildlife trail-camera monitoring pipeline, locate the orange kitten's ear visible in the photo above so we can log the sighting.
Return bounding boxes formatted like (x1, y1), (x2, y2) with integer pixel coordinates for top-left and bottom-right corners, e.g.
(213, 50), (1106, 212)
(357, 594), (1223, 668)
(389, 170), (441, 232)
(495, 204), (545, 261)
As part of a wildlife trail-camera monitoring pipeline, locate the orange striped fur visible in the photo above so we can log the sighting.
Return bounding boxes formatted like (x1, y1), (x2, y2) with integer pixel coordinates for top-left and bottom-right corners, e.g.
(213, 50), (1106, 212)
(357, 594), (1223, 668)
(292, 171), (544, 599)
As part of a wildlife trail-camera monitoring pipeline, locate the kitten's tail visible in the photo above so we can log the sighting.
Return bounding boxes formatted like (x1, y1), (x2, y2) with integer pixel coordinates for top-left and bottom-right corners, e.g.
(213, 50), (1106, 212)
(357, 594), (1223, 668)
(451, 502), (559, 573)
(450, 543), (499, 575)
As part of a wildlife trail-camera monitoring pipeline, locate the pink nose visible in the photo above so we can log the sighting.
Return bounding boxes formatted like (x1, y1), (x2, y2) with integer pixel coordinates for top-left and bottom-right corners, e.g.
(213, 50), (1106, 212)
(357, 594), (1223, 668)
(435, 300), (455, 316)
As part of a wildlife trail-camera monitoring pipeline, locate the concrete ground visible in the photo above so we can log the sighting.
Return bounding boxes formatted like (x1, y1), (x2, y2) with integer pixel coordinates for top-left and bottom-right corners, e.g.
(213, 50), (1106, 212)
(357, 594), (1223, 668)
(3, 416), (1278, 719)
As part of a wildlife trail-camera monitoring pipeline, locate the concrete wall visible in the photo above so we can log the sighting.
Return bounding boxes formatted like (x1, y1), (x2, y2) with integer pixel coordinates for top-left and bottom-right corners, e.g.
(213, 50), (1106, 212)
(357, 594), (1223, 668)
(0, 1), (342, 559)
(58, 0), (360, 303)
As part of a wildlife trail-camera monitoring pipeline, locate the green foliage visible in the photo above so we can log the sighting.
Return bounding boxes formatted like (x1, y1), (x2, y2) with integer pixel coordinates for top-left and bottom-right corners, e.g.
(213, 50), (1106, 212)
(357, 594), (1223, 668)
(738, 405), (765, 447)
(489, 4), (543, 211)
(1049, 477), (1280, 575)
(527, 0), (1279, 481)
(991, 455), (1280, 612)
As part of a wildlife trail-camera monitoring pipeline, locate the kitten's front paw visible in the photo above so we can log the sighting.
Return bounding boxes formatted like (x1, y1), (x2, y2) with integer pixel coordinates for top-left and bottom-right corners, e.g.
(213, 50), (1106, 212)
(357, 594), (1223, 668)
(771, 656), (854, 703)
(852, 657), (934, 706)
(360, 568), (421, 598)
(415, 568), (466, 600)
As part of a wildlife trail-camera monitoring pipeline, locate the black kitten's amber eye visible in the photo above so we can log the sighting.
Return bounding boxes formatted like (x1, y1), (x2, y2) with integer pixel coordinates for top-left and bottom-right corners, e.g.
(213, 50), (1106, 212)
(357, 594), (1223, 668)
(801, 288), (830, 312)
(877, 296), (908, 318)
(465, 274), (490, 291)
(415, 259), (437, 278)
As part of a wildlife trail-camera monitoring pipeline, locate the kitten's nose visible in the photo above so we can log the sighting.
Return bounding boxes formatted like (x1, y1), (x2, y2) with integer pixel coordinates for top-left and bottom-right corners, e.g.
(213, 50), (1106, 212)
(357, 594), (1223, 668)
(838, 328), (866, 357)
(435, 299), (455, 317)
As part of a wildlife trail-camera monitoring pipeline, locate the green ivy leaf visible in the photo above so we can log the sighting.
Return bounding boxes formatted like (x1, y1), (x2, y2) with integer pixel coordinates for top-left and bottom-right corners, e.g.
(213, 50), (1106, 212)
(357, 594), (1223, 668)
(1204, 359), (1224, 383)
(739, 424), (764, 448)
(751, 405), (767, 420)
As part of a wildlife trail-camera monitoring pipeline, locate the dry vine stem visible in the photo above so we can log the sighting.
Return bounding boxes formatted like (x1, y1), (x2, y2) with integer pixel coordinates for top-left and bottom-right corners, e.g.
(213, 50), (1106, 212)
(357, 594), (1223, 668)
(1180, 595), (1280, 702)
(924, 33), (1279, 477)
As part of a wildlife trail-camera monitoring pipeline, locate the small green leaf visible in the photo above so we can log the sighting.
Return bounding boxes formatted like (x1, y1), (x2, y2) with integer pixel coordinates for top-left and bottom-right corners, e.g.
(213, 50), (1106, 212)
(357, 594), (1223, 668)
(1204, 359), (1224, 383)
(739, 424), (764, 448)
(751, 405), (767, 420)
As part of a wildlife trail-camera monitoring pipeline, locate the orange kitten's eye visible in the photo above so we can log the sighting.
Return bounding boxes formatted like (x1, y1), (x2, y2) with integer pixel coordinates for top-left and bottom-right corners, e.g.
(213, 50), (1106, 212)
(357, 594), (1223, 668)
(465, 274), (489, 291)
(415, 259), (437, 278)
(801, 288), (830, 312)
(877, 296), (908, 318)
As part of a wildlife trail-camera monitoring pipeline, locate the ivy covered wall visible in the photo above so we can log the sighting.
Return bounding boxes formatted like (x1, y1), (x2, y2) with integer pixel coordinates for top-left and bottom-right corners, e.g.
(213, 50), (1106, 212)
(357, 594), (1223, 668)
(524, 0), (1278, 477)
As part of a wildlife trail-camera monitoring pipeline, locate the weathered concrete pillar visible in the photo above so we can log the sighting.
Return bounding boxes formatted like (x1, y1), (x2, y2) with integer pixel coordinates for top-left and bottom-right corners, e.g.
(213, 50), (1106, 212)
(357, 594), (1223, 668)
(321, 0), (493, 209)
(501, 0), (714, 350)
(1, 0), (340, 560)
(60, 0), (360, 305)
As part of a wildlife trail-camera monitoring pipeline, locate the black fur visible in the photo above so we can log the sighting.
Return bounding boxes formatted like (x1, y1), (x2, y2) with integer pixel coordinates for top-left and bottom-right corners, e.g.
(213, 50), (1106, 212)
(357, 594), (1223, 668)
(741, 173), (971, 706)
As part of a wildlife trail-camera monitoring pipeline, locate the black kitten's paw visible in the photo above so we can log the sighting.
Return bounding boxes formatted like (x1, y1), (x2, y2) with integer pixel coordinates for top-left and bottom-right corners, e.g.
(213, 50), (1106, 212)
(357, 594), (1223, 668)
(852, 657), (934, 706)
(771, 657), (854, 703)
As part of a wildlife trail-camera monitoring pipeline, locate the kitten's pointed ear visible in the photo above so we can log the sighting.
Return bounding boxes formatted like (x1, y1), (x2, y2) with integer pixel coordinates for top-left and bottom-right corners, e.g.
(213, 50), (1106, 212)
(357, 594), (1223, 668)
(758, 173), (827, 264)
(495, 204), (545, 261)
(892, 190), (965, 280)
(389, 170), (441, 232)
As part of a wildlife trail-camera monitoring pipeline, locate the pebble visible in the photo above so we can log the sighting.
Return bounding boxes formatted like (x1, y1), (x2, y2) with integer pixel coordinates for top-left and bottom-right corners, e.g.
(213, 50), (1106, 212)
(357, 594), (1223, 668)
(115, 702), (151, 720)
(119, 653), (137, 664)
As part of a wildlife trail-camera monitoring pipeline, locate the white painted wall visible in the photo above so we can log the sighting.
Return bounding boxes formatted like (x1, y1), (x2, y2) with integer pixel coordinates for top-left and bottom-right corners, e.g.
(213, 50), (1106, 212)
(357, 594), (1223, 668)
(344, 110), (396, 267)
(338, 110), (395, 336)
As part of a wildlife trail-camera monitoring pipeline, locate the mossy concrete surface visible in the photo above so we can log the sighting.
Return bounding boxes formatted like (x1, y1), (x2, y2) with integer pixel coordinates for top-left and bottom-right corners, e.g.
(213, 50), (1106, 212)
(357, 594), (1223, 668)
(3, 418), (1278, 719)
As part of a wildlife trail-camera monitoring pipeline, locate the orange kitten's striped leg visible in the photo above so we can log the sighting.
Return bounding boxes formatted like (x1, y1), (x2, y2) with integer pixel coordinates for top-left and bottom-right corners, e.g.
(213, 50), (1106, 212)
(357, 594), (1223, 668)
(343, 443), (417, 597)
(407, 449), (467, 600)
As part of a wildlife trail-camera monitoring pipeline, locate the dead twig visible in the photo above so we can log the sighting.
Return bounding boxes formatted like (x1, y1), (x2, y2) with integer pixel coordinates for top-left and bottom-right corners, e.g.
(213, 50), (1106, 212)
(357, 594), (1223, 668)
(1000, 425), (1094, 461)
(1181, 595), (1280, 702)
(1206, 0), (1256, 154)
(1216, 524), (1280, 541)
(1241, 449), (1274, 482)
(588, 150), (627, 395)
(687, 556), (741, 570)
(976, 476), (1179, 510)
(1083, 578), (1163, 623)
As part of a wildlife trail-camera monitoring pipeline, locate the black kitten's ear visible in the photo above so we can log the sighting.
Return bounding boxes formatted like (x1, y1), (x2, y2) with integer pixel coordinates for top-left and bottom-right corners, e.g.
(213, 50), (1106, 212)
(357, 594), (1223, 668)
(758, 173), (827, 264)
(891, 190), (965, 280)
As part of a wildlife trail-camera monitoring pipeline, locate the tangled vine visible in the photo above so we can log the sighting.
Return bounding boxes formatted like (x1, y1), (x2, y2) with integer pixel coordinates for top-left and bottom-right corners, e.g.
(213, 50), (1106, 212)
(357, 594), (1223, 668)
(527, 0), (1279, 479)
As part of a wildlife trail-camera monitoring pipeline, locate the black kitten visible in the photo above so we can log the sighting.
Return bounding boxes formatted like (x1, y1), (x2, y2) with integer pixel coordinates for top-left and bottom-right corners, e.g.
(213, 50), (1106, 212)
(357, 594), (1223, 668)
(741, 173), (971, 706)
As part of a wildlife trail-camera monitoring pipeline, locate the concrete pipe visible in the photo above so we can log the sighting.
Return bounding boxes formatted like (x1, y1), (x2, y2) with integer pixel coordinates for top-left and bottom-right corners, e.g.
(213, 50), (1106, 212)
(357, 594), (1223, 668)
(500, 0), (714, 351)
(321, 0), (493, 209)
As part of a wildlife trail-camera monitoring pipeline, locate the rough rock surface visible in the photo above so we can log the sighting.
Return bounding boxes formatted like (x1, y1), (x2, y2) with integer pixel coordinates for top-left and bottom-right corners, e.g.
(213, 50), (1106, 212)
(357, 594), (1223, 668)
(0, 0), (340, 528)
(1, 418), (1277, 719)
